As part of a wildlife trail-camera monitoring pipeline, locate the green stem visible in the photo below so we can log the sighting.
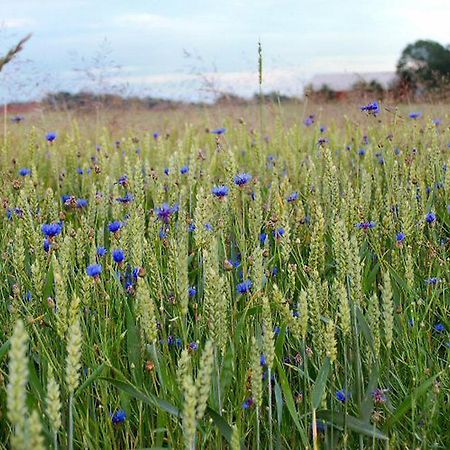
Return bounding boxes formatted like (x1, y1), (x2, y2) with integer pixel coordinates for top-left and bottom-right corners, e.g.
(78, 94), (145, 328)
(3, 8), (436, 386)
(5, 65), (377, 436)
(268, 366), (273, 450)
(68, 394), (74, 450)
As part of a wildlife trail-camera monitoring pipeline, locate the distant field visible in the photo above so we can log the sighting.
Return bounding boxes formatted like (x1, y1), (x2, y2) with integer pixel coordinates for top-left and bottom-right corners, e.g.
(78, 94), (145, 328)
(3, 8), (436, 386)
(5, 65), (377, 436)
(0, 102), (448, 449)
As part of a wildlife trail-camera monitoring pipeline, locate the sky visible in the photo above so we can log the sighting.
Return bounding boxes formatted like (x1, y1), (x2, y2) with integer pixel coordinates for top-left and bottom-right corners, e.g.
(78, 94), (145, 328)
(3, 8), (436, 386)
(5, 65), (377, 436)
(1, 0), (450, 102)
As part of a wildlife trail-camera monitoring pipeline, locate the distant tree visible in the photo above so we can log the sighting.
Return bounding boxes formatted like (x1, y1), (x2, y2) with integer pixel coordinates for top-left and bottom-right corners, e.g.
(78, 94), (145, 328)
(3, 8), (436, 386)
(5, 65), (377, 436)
(397, 40), (450, 91)
(352, 79), (384, 97)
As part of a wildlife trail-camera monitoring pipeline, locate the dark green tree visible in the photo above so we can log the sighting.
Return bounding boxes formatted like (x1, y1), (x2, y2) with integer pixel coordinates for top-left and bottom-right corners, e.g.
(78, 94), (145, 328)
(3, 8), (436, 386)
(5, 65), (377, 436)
(397, 40), (450, 90)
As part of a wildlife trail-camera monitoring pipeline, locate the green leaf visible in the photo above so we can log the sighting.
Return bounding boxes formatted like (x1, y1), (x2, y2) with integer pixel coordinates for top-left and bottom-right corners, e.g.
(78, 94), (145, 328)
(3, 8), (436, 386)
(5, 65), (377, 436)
(0, 340), (10, 362)
(355, 306), (375, 357)
(317, 410), (388, 441)
(275, 359), (308, 448)
(74, 363), (107, 397)
(360, 365), (379, 422)
(102, 377), (180, 417)
(312, 357), (331, 410)
(205, 407), (240, 447)
(384, 373), (441, 430)
(126, 302), (142, 385)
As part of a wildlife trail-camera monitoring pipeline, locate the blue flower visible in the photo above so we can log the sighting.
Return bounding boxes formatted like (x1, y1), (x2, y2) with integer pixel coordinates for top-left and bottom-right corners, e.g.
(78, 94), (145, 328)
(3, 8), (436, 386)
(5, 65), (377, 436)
(109, 221), (123, 233)
(180, 165), (189, 174)
(242, 398), (254, 409)
(336, 389), (351, 403)
(234, 173), (252, 186)
(188, 287), (197, 297)
(77, 167), (84, 175)
(396, 232), (406, 243)
(87, 264), (102, 278)
(19, 167), (31, 177)
(117, 175), (129, 186)
(260, 232), (268, 245)
(164, 167), (169, 176)
(113, 249), (125, 264)
(237, 279), (252, 294)
(210, 127), (227, 135)
(320, 125), (327, 133)
(260, 354), (267, 366)
(425, 212), (436, 224)
(11, 115), (24, 123)
(409, 111), (422, 119)
(41, 223), (62, 238)
(304, 114), (315, 126)
(205, 223), (213, 231)
(43, 239), (51, 252)
(434, 323), (445, 332)
(287, 192), (299, 203)
(356, 221), (376, 230)
(97, 247), (107, 257)
(212, 185), (229, 198)
(360, 101), (380, 115)
(426, 277), (441, 286)
(188, 223), (196, 232)
(273, 228), (285, 239)
(189, 342), (199, 350)
(358, 148), (366, 157)
(156, 203), (178, 224)
(274, 326), (281, 336)
(433, 118), (442, 126)
(153, 132), (160, 139)
(77, 198), (88, 208)
(111, 409), (126, 424)
(116, 193), (134, 204)
(46, 131), (57, 142)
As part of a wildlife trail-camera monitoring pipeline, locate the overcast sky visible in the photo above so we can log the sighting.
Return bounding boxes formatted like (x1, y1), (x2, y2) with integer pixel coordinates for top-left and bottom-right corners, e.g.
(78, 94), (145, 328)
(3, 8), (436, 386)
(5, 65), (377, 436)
(1, 0), (449, 102)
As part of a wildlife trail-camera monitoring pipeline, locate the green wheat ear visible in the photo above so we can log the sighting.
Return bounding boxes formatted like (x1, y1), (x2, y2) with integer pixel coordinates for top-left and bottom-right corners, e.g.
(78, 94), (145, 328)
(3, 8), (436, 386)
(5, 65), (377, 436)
(0, 34), (31, 73)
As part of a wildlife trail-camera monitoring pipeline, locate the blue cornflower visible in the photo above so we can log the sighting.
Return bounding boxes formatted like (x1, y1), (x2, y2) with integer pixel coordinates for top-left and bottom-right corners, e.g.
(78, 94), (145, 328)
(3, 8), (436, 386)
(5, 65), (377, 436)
(156, 203), (178, 224)
(426, 277), (441, 286)
(43, 239), (51, 252)
(358, 148), (366, 156)
(360, 101), (380, 115)
(97, 247), (107, 257)
(234, 173), (252, 186)
(287, 192), (299, 203)
(77, 167), (84, 175)
(433, 118), (442, 126)
(425, 212), (436, 224)
(111, 409), (126, 424)
(260, 354), (267, 366)
(434, 323), (445, 332)
(320, 125), (327, 133)
(164, 167), (169, 176)
(46, 131), (57, 142)
(188, 223), (196, 232)
(159, 229), (168, 239)
(189, 342), (199, 350)
(409, 111), (422, 119)
(396, 232), (406, 243)
(77, 198), (88, 208)
(41, 223), (62, 238)
(112, 249), (125, 264)
(188, 286), (196, 297)
(19, 167), (31, 176)
(242, 398), (254, 409)
(210, 127), (227, 135)
(260, 232), (268, 245)
(108, 221), (123, 233)
(87, 264), (102, 278)
(274, 326), (281, 336)
(117, 175), (129, 186)
(304, 114), (315, 126)
(356, 221), (376, 230)
(237, 279), (252, 294)
(273, 228), (285, 239)
(212, 185), (229, 198)
(153, 132), (160, 139)
(336, 389), (351, 403)
(180, 165), (189, 174)
(205, 223), (213, 231)
(116, 193), (134, 204)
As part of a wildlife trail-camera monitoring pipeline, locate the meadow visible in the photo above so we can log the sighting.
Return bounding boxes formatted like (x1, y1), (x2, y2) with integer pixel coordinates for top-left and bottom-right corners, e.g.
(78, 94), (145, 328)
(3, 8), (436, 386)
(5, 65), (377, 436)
(0, 101), (449, 449)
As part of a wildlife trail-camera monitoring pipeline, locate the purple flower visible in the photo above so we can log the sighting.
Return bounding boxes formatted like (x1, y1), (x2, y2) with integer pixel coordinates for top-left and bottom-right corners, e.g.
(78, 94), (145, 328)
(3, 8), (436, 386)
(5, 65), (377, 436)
(189, 342), (199, 350)
(260, 232), (268, 245)
(111, 409), (126, 424)
(113, 249), (125, 264)
(77, 198), (88, 208)
(210, 127), (227, 135)
(372, 388), (388, 405)
(360, 101), (380, 115)
(243, 398), (254, 409)
(358, 148), (366, 157)
(287, 192), (299, 203)
(409, 111), (422, 119)
(304, 114), (315, 126)
(116, 193), (134, 204)
(356, 221), (376, 230)
(87, 264), (102, 278)
(396, 232), (406, 243)
(205, 223), (213, 231)
(212, 185), (229, 198)
(273, 228), (285, 239)
(156, 203), (178, 224)
(153, 132), (160, 139)
(117, 175), (129, 186)
(46, 131), (57, 142)
(237, 279), (252, 294)
(19, 167), (31, 177)
(234, 173), (252, 186)
(41, 223), (63, 238)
